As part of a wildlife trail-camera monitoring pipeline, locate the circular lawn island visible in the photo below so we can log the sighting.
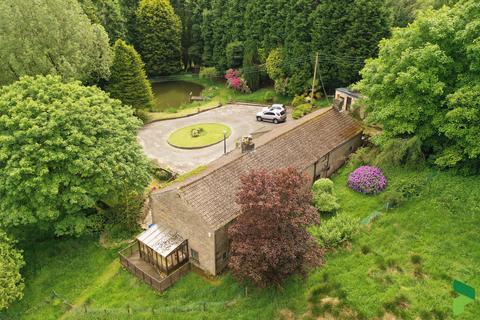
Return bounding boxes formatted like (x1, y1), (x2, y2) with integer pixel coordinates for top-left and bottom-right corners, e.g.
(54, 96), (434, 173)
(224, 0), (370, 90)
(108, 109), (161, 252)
(167, 123), (232, 149)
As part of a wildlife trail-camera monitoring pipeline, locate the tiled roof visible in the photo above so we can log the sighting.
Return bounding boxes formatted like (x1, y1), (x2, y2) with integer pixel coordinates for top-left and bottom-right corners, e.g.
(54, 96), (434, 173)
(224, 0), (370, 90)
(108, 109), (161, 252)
(153, 108), (362, 230)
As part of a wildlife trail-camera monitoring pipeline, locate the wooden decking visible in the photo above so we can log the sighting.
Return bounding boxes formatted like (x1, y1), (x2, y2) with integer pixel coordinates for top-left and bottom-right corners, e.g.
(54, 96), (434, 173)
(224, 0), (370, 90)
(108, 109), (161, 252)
(119, 242), (191, 293)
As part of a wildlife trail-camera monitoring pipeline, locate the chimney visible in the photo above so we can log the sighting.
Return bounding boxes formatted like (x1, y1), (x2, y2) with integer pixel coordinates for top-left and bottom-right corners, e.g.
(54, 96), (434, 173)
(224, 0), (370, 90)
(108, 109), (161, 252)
(241, 135), (255, 153)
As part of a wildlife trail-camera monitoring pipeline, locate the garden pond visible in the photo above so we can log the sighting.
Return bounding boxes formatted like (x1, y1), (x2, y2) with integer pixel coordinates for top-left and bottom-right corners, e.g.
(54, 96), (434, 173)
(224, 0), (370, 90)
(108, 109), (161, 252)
(151, 80), (204, 112)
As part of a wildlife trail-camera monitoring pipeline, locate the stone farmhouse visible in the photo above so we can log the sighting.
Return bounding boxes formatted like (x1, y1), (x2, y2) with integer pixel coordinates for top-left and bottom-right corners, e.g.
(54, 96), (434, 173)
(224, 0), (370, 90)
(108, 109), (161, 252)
(120, 107), (363, 291)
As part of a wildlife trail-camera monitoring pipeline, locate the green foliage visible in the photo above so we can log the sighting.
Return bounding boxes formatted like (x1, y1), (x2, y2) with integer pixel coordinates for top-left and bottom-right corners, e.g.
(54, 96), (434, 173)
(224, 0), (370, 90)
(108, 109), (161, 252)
(0, 75), (151, 236)
(291, 95), (306, 107)
(374, 136), (425, 168)
(380, 190), (406, 209)
(347, 147), (380, 169)
(265, 48), (285, 81)
(106, 39), (154, 111)
(135, 0), (182, 76)
(0, 0), (112, 86)
(199, 67), (219, 79)
(79, 0), (127, 42)
(312, 179), (340, 214)
(311, 0), (390, 91)
(286, 69), (310, 97)
(226, 41), (244, 68)
(4, 167), (480, 319)
(103, 193), (145, 234)
(356, 0), (480, 171)
(292, 103), (313, 119)
(310, 214), (358, 249)
(242, 43), (260, 91)
(263, 91), (274, 103)
(392, 176), (425, 199)
(119, 0), (140, 44)
(0, 231), (25, 310)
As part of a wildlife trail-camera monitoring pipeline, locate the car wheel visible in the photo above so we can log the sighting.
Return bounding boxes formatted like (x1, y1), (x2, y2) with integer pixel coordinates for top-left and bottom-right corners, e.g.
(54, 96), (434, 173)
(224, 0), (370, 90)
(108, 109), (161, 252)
(257, 116), (262, 121)
(273, 119), (279, 124)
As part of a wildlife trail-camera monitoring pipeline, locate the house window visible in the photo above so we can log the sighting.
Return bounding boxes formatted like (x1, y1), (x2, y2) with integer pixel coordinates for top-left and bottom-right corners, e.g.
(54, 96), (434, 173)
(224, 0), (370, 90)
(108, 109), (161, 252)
(191, 249), (199, 263)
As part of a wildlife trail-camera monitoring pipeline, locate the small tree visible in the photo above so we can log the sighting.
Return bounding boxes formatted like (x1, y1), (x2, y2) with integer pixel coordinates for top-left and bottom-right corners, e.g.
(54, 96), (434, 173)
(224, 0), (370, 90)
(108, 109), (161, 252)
(106, 39), (154, 111)
(228, 167), (324, 287)
(135, 0), (182, 76)
(0, 231), (25, 310)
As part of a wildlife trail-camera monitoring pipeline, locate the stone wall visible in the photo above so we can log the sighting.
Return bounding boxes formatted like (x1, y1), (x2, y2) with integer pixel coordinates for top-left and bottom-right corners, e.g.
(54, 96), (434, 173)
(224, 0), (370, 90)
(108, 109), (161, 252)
(150, 190), (217, 275)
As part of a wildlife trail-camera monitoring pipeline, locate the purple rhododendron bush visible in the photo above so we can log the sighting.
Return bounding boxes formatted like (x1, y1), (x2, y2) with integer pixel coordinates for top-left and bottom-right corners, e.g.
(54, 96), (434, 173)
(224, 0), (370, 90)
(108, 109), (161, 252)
(348, 166), (387, 194)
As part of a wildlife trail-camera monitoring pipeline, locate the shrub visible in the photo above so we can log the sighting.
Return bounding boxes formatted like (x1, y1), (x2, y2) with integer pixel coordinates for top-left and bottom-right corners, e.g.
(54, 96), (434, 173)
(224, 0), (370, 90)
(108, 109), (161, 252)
(292, 103), (313, 119)
(0, 231), (25, 310)
(312, 178), (340, 214)
(310, 214), (358, 249)
(152, 166), (173, 182)
(263, 91), (274, 103)
(265, 48), (285, 81)
(393, 178), (424, 198)
(292, 95), (306, 107)
(374, 136), (425, 168)
(134, 109), (151, 123)
(348, 147), (379, 169)
(191, 127), (204, 137)
(274, 78), (288, 95)
(199, 67), (218, 79)
(380, 190), (406, 209)
(225, 69), (251, 93)
(313, 178), (334, 194)
(348, 166), (387, 194)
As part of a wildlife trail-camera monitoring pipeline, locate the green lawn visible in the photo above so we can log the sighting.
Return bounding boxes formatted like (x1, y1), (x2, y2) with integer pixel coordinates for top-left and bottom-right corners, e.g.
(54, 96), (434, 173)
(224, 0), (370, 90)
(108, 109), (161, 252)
(167, 123), (231, 149)
(3, 166), (479, 319)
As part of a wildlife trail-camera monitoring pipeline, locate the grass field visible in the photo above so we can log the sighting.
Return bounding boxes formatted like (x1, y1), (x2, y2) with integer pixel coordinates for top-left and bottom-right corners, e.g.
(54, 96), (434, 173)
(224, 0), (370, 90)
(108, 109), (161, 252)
(167, 123), (231, 149)
(2, 165), (479, 319)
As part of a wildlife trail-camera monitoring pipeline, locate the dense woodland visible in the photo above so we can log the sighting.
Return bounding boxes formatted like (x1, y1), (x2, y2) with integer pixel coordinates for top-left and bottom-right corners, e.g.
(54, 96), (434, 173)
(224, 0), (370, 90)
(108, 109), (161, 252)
(0, 0), (478, 314)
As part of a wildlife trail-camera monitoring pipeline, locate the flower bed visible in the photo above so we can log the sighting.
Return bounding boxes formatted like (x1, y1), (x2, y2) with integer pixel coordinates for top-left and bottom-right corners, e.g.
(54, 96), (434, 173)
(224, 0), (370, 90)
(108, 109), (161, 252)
(348, 166), (387, 194)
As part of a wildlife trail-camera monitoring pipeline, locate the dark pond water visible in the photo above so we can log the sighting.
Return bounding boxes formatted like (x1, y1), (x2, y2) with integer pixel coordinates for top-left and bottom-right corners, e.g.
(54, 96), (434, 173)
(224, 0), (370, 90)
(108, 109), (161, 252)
(151, 81), (204, 111)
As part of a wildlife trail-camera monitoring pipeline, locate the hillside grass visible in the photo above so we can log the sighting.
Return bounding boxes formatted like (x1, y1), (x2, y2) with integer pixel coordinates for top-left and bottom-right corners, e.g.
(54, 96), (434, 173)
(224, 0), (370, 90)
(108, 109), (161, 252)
(2, 165), (479, 319)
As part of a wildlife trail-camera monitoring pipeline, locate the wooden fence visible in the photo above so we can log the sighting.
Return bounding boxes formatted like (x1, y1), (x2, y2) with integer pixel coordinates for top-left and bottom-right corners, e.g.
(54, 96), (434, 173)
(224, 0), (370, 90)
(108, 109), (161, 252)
(119, 243), (191, 293)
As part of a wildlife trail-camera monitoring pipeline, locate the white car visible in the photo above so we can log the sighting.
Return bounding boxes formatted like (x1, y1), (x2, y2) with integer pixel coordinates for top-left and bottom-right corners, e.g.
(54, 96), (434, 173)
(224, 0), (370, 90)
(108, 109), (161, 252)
(268, 104), (285, 112)
(256, 108), (287, 124)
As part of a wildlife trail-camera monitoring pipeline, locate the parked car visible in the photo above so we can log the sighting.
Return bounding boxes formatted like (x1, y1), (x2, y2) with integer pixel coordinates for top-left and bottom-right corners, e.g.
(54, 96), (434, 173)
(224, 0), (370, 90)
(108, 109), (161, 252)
(268, 104), (285, 112)
(256, 108), (287, 124)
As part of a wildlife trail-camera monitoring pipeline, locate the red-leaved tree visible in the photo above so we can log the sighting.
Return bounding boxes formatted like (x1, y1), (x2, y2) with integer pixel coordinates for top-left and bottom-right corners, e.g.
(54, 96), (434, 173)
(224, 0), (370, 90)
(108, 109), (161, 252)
(228, 167), (324, 287)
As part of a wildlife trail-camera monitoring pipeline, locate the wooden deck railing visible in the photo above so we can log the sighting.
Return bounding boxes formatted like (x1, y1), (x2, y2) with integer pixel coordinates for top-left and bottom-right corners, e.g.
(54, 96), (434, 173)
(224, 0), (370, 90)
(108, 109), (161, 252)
(119, 242), (191, 293)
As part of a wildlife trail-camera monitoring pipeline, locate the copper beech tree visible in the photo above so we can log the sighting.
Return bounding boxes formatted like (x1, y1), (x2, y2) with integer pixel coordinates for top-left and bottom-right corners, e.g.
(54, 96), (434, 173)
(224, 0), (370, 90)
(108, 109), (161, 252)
(228, 167), (324, 287)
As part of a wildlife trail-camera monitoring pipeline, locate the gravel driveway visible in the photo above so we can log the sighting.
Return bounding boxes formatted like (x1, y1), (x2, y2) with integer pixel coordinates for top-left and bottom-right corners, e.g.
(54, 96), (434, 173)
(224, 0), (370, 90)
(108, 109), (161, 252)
(138, 104), (289, 173)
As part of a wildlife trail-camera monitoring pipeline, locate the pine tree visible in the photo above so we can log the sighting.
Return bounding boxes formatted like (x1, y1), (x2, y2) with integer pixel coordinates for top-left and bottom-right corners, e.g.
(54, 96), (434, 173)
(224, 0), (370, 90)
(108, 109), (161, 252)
(311, 0), (389, 91)
(106, 39), (154, 110)
(135, 0), (182, 75)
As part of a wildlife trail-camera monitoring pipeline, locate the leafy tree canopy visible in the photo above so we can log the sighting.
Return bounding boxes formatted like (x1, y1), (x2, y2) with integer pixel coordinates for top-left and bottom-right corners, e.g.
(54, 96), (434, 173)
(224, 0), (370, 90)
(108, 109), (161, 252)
(0, 0), (112, 86)
(79, 0), (128, 43)
(0, 231), (25, 310)
(106, 39), (154, 111)
(0, 76), (151, 236)
(228, 168), (323, 287)
(356, 0), (480, 170)
(135, 0), (182, 76)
